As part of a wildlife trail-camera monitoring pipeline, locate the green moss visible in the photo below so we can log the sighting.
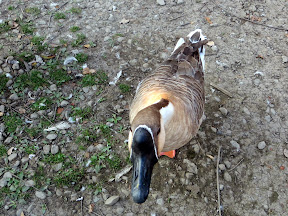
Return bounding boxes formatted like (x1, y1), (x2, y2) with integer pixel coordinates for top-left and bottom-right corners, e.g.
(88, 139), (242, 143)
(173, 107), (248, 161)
(53, 168), (85, 187)
(20, 22), (34, 34)
(0, 22), (11, 34)
(25, 7), (41, 15)
(14, 70), (48, 90)
(43, 153), (66, 164)
(68, 7), (82, 14)
(50, 69), (71, 85)
(31, 36), (47, 52)
(31, 97), (53, 111)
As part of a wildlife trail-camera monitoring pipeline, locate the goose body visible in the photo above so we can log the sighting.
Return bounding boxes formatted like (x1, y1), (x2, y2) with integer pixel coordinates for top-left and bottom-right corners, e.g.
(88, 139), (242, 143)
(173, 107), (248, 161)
(128, 29), (207, 203)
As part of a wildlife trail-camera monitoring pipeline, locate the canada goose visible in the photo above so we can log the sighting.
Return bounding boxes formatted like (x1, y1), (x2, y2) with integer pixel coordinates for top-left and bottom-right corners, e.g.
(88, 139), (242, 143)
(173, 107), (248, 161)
(128, 29), (207, 203)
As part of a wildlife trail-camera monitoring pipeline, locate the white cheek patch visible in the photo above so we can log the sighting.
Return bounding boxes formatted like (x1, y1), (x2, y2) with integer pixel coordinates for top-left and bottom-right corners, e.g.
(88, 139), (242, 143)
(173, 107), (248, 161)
(132, 125), (159, 160)
(159, 102), (174, 125)
(173, 37), (185, 53)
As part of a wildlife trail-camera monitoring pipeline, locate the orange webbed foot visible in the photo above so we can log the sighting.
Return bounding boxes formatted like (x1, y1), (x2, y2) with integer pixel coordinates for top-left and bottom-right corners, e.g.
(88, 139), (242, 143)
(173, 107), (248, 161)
(160, 150), (176, 158)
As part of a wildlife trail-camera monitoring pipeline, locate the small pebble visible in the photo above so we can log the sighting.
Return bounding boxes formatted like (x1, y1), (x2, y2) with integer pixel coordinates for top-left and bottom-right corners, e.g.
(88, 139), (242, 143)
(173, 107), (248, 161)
(224, 160), (231, 169)
(30, 113), (39, 119)
(4, 136), (13, 144)
(35, 191), (46, 199)
(156, 198), (164, 205)
(25, 180), (35, 187)
(105, 195), (120, 206)
(21, 157), (29, 164)
(257, 141), (266, 150)
(82, 86), (90, 93)
(219, 184), (224, 190)
(230, 140), (240, 151)
(282, 55), (288, 63)
(157, 0), (166, 6)
(43, 145), (51, 154)
(51, 145), (59, 154)
(46, 133), (57, 141)
(49, 84), (57, 91)
(9, 93), (19, 100)
(8, 153), (17, 162)
(224, 172), (232, 182)
(243, 107), (250, 115)
(3, 172), (13, 179)
(60, 100), (69, 107)
(52, 162), (62, 171)
(219, 164), (226, 171)
(219, 107), (228, 116)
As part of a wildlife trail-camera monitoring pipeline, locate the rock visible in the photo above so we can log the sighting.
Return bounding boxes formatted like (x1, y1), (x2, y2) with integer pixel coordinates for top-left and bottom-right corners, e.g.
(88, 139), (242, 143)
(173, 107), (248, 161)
(43, 145), (50, 154)
(60, 100), (69, 107)
(3, 172), (13, 179)
(9, 93), (19, 100)
(35, 191), (46, 199)
(70, 193), (78, 201)
(157, 0), (166, 6)
(0, 105), (4, 113)
(219, 107), (228, 116)
(183, 159), (198, 174)
(230, 140), (240, 151)
(82, 86), (90, 93)
(116, 207), (124, 214)
(25, 180), (35, 187)
(219, 164), (226, 171)
(0, 178), (8, 187)
(219, 184), (224, 190)
(96, 144), (104, 151)
(284, 149), (288, 158)
(8, 153), (17, 161)
(46, 133), (57, 141)
(224, 160), (231, 169)
(105, 195), (120, 206)
(243, 107), (250, 115)
(21, 157), (29, 164)
(4, 136), (13, 144)
(12, 63), (19, 70)
(16, 208), (23, 216)
(282, 55), (288, 63)
(177, 0), (184, 4)
(224, 172), (232, 182)
(49, 84), (57, 91)
(156, 198), (164, 205)
(129, 59), (137, 66)
(56, 189), (63, 196)
(211, 45), (218, 52)
(6, 80), (13, 87)
(257, 141), (266, 150)
(93, 195), (100, 203)
(52, 162), (62, 171)
(51, 145), (59, 154)
(30, 113), (39, 119)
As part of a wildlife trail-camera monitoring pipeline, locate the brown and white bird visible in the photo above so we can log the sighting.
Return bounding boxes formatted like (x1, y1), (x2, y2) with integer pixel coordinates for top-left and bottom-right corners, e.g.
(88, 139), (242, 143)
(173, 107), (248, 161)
(128, 29), (207, 203)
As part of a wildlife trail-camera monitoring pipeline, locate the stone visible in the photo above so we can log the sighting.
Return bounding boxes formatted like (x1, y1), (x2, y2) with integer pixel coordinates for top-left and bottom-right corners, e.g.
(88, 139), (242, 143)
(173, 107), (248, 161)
(157, 0), (166, 6)
(35, 191), (46, 199)
(116, 207), (124, 214)
(105, 195), (120, 206)
(3, 172), (12, 179)
(21, 157), (29, 164)
(156, 198), (164, 205)
(0, 178), (8, 187)
(129, 59), (137, 66)
(219, 107), (228, 116)
(0, 105), (4, 113)
(4, 136), (13, 144)
(282, 55), (288, 63)
(8, 153), (17, 161)
(224, 172), (232, 182)
(43, 145), (50, 154)
(12, 63), (20, 70)
(183, 159), (198, 174)
(51, 145), (59, 154)
(25, 180), (35, 187)
(257, 141), (266, 150)
(60, 100), (69, 107)
(49, 84), (57, 91)
(82, 86), (90, 93)
(46, 133), (57, 140)
(30, 113), (39, 119)
(177, 0), (184, 4)
(243, 107), (250, 115)
(219, 164), (226, 171)
(224, 160), (231, 169)
(56, 189), (63, 196)
(9, 93), (19, 100)
(230, 140), (240, 151)
(52, 162), (62, 171)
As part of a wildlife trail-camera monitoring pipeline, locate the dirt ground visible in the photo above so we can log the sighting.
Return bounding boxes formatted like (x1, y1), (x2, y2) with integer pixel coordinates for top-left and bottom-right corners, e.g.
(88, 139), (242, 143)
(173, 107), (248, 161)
(0, 0), (288, 215)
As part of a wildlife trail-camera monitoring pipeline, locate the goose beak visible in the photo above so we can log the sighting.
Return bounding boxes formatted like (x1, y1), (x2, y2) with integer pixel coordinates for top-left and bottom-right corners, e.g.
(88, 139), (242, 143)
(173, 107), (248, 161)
(131, 155), (155, 203)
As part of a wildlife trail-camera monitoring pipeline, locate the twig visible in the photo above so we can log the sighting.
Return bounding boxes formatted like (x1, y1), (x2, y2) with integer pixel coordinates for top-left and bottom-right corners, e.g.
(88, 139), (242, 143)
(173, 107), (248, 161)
(48, 1), (69, 27)
(211, 0), (288, 31)
(216, 146), (222, 216)
(228, 158), (244, 172)
(81, 199), (83, 216)
(169, 15), (184, 22)
(210, 83), (233, 98)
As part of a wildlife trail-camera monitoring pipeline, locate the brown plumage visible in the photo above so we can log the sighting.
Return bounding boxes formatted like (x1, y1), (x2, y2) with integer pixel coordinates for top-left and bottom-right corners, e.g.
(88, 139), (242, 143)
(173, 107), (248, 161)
(129, 30), (207, 154)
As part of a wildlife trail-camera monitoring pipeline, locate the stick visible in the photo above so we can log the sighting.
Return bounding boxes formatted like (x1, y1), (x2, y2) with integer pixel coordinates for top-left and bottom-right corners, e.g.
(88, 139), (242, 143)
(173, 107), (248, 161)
(211, 0), (288, 31)
(228, 158), (244, 172)
(210, 83), (233, 98)
(216, 146), (222, 216)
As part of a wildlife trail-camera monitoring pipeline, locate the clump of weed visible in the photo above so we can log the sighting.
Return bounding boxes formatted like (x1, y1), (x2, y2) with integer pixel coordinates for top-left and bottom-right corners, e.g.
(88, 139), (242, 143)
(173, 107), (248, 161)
(75, 53), (88, 63)
(0, 22), (11, 34)
(17, 51), (34, 62)
(118, 83), (131, 93)
(72, 33), (86, 47)
(54, 12), (66, 20)
(0, 145), (7, 157)
(8, 5), (15, 10)
(70, 26), (80, 32)
(14, 70), (48, 90)
(0, 74), (9, 94)
(20, 22), (34, 34)
(31, 97), (53, 111)
(81, 70), (108, 86)
(43, 153), (66, 164)
(76, 128), (97, 144)
(72, 107), (93, 119)
(68, 7), (82, 14)
(25, 7), (41, 15)
(53, 168), (85, 188)
(3, 114), (22, 133)
(50, 69), (71, 85)
(31, 36), (47, 52)
(107, 114), (122, 124)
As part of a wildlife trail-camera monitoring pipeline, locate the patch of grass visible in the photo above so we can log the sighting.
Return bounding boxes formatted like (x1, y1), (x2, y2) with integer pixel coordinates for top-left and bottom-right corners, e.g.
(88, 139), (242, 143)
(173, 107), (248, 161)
(25, 7), (41, 15)
(24, 145), (38, 154)
(72, 33), (86, 47)
(107, 114), (122, 124)
(33, 166), (48, 188)
(70, 26), (80, 32)
(31, 97), (53, 111)
(31, 36), (47, 52)
(3, 114), (22, 134)
(0, 22), (10, 34)
(16, 51), (34, 62)
(81, 70), (108, 86)
(20, 22), (34, 34)
(107, 155), (121, 170)
(75, 53), (88, 63)
(0, 145), (7, 157)
(118, 83), (131, 93)
(50, 69), (71, 85)
(54, 12), (66, 20)
(53, 168), (85, 188)
(8, 5), (15, 10)
(76, 128), (98, 144)
(68, 7), (82, 14)
(0, 74), (9, 94)
(42, 153), (66, 164)
(14, 70), (48, 90)
(72, 107), (93, 119)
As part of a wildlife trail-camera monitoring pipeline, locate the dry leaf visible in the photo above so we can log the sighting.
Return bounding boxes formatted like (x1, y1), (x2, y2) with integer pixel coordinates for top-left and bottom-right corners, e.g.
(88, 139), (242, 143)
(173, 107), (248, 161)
(83, 67), (90, 75)
(89, 69), (96, 73)
(256, 55), (264, 59)
(57, 107), (64, 114)
(19, 108), (26, 114)
(0, 112), (3, 117)
(84, 152), (90, 158)
(7, 147), (14, 155)
(120, 18), (130, 24)
(41, 55), (56, 60)
(207, 41), (215, 47)
(285, 34), (288, 38)
(89, 204), (94, 213)
(84, 44), (91, 48)
(20, 212), (25, 216)
(251, 15), (261, 22)
(18, 34), (22, 39)
(205, 17), (212, 24)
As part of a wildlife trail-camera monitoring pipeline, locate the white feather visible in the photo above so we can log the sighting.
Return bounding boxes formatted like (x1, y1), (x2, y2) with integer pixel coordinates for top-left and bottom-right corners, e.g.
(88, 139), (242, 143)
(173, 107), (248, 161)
(159, 102), (174, 125)
(173, 38), (185, 53)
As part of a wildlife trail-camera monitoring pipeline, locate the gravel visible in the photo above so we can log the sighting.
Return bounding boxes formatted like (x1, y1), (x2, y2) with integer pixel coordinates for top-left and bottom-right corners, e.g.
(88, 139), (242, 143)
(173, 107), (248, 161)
(46, 133), (57, 141)
(8, 153), (17, 162)
(43, 145), (51, 154)
(224, 172), (232, 182)
(104, 195), (120, 206)
(35, 191), (46, 200)
(50, 145), (59, 154)
(230, 140), (240, 151)
(257, 141), (266, 150)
